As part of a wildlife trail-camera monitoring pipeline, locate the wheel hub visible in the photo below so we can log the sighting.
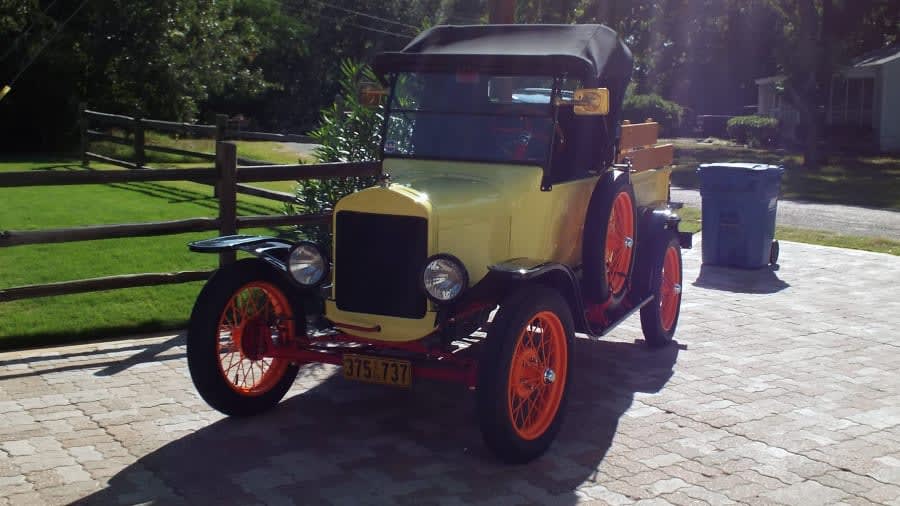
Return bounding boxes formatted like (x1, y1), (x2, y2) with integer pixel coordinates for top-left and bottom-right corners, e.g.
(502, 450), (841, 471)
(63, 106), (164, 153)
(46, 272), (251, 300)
(673, 283), (682, 295)
(239, 317), (270, 361)
(543, 368), (556, 384)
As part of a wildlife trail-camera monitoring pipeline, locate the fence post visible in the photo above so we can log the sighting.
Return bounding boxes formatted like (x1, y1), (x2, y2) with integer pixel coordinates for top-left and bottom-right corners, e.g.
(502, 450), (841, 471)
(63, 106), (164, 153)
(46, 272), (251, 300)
(213, 114), (229, 198)
(79, 103), (89, 167)
(216, 141), (238, 266)
(134, 117), (145, 169)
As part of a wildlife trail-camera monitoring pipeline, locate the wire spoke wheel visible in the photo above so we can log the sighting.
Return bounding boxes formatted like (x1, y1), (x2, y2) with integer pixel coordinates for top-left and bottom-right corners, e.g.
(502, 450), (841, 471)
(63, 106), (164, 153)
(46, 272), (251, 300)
(506, 311), (568, 441)
(217, 281), (294, 396)
(659, 245), (682, 331)
(605, 191), (635, 297)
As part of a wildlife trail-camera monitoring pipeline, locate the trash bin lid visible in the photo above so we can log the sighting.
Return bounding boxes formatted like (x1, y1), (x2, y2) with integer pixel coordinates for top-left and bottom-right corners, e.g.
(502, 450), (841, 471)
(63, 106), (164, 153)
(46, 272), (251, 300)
(698, 163), (783, 173)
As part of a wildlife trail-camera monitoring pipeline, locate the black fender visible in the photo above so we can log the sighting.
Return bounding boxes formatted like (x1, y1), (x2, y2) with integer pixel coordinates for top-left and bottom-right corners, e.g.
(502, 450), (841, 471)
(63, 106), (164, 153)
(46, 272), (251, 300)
(188, 235), (296, 271)
(443, 258), (591, 334)
(630, 208), (690, 303)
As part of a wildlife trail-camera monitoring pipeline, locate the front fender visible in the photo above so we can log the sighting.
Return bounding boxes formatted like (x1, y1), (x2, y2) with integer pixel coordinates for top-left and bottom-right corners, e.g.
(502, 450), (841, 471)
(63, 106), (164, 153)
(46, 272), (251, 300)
(189, 235), (295, 271)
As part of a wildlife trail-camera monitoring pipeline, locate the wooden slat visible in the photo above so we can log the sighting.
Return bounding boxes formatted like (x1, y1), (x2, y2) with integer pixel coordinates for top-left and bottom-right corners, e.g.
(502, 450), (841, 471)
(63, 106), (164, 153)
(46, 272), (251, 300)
(85, 109), (134, 126)
(141, 118), (217, 135)
(236, 161), (380, 182)
(87, 130), (131, 146)
(619, 122), (660, 152)
(236, 157), (276, 167)
(87, 152), (140, 170)
(143, 143), (216, 161)
(237, 213), (332, 228)
(618, 144), (674, 172)
(0, 166), (217, 187)
(0, 271), (214, 303)
(235, 184), (295, 203)
(0, 218), (219, 247)
(228, 130), (314, 143)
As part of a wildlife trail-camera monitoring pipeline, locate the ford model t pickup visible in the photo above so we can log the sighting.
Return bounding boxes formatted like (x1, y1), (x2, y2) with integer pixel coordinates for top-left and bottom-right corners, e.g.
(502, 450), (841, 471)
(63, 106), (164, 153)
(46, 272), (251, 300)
(186, 24), (689, 463)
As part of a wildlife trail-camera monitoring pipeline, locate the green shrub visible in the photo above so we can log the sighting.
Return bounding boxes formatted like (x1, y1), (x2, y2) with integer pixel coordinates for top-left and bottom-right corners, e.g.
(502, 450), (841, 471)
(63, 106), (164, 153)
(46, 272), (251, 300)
(727, 115), (779, 147)
(622, 94), (684, 136)
(285, 60), (380, 250)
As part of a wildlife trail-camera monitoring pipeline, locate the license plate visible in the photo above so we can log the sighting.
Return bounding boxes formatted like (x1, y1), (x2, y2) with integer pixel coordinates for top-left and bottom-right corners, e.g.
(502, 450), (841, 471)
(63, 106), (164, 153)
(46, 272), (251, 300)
(342, 354), (412, 387)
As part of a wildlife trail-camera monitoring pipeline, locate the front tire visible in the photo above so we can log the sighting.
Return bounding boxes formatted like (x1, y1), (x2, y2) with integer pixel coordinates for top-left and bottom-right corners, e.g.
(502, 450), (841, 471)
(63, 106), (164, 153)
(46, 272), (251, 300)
(477, 286), (574, 464)
(637, 234), (683, 348)
(187, 259), (302, 416)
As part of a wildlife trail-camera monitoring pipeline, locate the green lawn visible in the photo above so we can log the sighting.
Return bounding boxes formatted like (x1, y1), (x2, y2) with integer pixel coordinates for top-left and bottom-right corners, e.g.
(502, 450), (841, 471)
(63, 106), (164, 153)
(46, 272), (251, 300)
(0, 157), (296, 349)
(669, 139), (900, 211)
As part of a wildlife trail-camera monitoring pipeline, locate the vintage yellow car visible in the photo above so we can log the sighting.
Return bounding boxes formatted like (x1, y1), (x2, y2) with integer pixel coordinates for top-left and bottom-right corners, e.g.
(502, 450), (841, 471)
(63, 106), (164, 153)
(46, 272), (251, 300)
(186, 24), (690, 463)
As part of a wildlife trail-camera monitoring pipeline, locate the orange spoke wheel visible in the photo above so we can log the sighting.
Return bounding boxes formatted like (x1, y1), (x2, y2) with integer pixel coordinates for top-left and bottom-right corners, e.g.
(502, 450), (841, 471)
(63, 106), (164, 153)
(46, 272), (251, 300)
(659, 244), (682, 332)
(187, 259), (302, 417)
(582, 173), (636, 307)
(477, 287), (573, 464)
(605, 191), (635, 297)
(507, 311), (568, 440)
(639, 234), (683, 348)
(217, 281), (294, 396)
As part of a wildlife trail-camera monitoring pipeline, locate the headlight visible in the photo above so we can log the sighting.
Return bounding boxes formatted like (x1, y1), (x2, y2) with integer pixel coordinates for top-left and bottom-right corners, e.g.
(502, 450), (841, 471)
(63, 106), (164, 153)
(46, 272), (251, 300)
(422, 254), (468, 302)
(288, 242), (328, 286)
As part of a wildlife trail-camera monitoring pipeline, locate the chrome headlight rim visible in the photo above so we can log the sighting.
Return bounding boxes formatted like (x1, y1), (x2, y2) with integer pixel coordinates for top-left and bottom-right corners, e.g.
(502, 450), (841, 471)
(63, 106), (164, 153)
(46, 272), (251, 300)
(287, 241), (329, 287)
(421, 253), (468, 304)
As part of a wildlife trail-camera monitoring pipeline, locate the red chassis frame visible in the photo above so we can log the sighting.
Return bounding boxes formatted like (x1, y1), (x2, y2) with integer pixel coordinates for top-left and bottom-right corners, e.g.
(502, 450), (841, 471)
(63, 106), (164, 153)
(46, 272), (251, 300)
(264, 329), (480, 388)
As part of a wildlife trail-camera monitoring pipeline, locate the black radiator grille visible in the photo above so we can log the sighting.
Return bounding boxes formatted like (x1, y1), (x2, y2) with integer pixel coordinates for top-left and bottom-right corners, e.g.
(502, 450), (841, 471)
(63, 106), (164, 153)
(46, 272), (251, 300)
(335, 211), (428, 319)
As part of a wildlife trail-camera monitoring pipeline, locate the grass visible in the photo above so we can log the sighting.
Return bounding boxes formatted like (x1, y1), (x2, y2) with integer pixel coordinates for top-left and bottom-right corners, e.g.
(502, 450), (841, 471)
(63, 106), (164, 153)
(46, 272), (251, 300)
(0, 157), (294, 349)
(669, 139), (900, 211)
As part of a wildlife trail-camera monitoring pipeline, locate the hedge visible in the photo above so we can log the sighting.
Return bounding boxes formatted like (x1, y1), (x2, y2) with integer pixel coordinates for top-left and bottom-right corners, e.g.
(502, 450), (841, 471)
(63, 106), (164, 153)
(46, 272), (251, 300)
(726, 115), (779, 146)
(622, 93), (684, 136)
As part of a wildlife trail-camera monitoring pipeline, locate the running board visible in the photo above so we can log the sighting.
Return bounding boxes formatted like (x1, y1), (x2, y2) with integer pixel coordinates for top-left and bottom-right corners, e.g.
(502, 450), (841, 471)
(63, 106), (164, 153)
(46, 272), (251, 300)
(588, 295), (654, 339)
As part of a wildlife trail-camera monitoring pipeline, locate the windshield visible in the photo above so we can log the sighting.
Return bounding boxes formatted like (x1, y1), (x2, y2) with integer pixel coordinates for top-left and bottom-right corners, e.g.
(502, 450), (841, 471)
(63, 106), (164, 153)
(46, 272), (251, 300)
(383, 72), (578, 164)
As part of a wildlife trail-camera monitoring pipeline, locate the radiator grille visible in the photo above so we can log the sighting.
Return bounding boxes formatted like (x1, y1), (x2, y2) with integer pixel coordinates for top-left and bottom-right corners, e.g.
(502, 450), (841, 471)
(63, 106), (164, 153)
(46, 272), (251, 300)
(335, 211), (428, 318)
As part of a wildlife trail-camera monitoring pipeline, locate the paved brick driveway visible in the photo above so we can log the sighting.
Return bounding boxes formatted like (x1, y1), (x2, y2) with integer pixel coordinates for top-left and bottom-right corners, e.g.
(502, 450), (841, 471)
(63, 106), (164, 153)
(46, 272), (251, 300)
(1, 239), (899, 505)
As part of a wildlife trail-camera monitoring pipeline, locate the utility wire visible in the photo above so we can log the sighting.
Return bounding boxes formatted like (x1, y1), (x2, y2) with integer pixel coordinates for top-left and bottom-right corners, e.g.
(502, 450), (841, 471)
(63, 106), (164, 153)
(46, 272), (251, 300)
(312, 0), (419, 32)
(316, 12), (414, 40)
(6, 0), (89, 89)
(0, 0), (62, 64)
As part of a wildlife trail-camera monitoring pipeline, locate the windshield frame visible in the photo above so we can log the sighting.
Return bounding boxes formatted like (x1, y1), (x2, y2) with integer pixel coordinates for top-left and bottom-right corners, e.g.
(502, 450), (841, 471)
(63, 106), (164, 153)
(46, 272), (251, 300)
(379, 72), (568, 172)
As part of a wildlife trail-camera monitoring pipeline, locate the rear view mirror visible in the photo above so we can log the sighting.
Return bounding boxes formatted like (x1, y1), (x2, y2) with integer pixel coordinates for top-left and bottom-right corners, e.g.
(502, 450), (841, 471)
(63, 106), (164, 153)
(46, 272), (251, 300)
(573, 88), (610, 116)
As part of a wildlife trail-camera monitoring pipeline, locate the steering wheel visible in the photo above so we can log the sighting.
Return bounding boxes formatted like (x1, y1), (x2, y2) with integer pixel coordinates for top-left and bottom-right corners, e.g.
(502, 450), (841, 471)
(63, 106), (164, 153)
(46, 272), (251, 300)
(491, 116), (552, 161)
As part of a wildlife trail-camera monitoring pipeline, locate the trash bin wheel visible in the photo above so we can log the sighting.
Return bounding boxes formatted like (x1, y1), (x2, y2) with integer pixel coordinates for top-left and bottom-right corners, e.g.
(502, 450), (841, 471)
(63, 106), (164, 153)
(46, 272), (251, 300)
(769, 240), (780, 265)
(583, 172), (637, 307)
(638, 233), (683, 348)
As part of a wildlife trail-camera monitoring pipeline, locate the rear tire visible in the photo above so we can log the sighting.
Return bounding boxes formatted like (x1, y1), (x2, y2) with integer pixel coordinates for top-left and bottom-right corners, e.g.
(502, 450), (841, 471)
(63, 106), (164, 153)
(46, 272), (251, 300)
(637, 234), (683, 348)
(583, 173), (637, 307)
(477, 286), (574, 464)
(187, 259), (302, 416)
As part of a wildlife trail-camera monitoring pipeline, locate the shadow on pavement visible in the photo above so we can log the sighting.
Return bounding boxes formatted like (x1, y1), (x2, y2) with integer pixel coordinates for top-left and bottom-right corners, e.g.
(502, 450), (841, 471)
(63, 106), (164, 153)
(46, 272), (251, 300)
(72, 338), (679, 505)
(692, 264), (790, 294)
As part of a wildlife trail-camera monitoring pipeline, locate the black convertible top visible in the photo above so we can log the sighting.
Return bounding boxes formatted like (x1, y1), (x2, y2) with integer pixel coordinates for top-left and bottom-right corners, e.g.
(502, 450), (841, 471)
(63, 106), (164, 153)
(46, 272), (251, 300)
(373, 24), (633, 89)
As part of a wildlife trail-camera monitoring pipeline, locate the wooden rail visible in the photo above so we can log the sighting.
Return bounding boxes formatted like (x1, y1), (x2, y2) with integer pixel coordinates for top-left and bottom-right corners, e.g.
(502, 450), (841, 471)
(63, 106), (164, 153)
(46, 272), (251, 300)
(1, 141), (378, 303)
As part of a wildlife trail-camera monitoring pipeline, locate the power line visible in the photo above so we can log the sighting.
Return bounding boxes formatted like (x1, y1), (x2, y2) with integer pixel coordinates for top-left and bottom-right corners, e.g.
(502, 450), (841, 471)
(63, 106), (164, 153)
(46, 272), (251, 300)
(312, 1), (419, 32)
(7, 0), (89, 88)
(0, 0), (62, 64)
(316, 12), (414, 40)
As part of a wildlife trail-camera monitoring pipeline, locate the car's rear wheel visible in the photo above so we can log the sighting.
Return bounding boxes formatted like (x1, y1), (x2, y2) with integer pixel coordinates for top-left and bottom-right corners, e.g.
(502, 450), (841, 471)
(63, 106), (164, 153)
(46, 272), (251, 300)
(477, 286), (574, 464)
(637, 233), (683, 348)
(187, 259), (302, 416)
(583, 172), (637, 308)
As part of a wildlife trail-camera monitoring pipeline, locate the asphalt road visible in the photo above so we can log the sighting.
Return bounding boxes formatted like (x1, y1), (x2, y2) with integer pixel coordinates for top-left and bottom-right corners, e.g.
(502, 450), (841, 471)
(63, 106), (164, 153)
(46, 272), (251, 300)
(672, 186), (900, 240)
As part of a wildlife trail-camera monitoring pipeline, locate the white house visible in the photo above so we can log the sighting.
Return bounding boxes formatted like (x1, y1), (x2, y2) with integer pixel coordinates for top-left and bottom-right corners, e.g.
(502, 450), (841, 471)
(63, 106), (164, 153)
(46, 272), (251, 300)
(756, 44), (900, 152)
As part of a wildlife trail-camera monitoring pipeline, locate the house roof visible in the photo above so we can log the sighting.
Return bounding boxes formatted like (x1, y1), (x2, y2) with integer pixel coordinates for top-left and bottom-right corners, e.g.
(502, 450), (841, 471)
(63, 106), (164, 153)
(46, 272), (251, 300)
(850, 44), (900, 68)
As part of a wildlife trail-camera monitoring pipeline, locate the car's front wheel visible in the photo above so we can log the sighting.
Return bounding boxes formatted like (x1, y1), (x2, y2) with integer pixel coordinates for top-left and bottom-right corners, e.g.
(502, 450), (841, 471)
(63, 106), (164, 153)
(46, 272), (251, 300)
(187, 259), (302, 416)
(477, 286), (574, 464)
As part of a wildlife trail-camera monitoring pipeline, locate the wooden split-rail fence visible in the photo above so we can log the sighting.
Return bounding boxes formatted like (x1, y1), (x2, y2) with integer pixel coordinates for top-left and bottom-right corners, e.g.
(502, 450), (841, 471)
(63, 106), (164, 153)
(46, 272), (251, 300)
(0, 108), (379, 303)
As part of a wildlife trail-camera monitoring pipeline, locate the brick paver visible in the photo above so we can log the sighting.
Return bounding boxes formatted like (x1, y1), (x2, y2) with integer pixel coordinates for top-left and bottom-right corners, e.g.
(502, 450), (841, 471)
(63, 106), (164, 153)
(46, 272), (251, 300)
(1, 239), (899, 505)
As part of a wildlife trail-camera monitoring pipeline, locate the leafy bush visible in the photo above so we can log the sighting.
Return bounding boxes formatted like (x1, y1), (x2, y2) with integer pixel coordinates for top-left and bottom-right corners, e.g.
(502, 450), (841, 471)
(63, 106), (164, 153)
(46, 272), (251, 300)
(285, 60), (381, 250)
(623, 93), (684, 136)
(727, 115), (779, 147)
